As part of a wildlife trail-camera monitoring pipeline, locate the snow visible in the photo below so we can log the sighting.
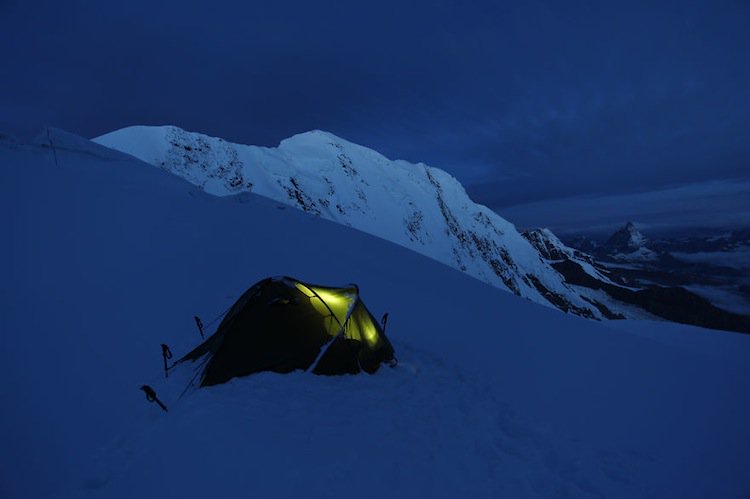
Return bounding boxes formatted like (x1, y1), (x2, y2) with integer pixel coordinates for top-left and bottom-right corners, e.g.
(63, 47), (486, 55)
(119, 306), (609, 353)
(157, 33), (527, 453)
(611, 247), (660, 262)
(94, 125), (612, 319)
(624, 223), (647, 248)
(603, 223), (660, 262)
(524, 228), (620, 286)
(2, 129), (750, 498)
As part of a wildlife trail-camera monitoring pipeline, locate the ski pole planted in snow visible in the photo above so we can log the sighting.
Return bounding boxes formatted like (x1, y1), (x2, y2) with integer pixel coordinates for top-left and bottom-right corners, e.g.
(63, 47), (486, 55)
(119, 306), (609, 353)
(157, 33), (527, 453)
(140, 385), (168, 412)
(194, 315), (205, 338)
(381, 312), (389, 333)
(161, 343), (173, 378)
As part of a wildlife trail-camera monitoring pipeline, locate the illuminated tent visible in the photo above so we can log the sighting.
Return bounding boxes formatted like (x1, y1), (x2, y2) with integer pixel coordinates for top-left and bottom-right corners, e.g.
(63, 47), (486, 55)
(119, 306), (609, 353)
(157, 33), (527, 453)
(178, 276), (396, 386)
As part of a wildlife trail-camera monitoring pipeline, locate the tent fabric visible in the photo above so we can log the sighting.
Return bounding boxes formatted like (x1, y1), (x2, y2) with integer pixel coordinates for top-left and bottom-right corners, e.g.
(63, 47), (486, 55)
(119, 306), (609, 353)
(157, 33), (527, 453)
(178, 276), (395, 386)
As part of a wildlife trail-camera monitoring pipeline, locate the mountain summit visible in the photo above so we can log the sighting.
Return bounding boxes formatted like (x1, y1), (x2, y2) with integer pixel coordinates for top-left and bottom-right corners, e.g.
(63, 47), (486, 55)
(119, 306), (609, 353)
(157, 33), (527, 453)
(607, 222), (647, 252)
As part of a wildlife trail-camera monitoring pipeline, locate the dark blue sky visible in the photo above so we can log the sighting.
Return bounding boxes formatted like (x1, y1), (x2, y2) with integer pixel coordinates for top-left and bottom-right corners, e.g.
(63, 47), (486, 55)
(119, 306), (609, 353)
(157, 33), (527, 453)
(2, 0), (749, 213)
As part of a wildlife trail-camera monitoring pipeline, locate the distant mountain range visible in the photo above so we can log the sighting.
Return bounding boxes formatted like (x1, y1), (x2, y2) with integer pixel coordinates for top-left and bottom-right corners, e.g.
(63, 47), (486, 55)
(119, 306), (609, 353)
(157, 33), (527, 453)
(564, 222), (750, 324)
(94, 126), (749, 333)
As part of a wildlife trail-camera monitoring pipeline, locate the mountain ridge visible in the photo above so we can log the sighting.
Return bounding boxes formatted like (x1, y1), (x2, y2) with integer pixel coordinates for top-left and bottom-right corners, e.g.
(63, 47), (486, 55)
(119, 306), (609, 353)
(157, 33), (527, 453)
(94, 125), (615, 319)
(91, 125), (750, 332)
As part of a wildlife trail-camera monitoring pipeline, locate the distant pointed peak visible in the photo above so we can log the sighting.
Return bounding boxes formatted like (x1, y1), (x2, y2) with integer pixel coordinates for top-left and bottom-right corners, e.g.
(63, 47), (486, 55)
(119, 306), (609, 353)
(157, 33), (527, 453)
(606, 221), (648, 252)
(624, 221), (640, 232)
(614, 221), (643, 234)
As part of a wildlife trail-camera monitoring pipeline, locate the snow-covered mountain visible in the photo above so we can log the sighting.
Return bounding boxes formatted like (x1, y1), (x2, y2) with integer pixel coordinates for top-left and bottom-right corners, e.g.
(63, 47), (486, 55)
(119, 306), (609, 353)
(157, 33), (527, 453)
(604, 222), (658, 261)
(607, 221), (646, 252)
(521, 228), (630, 319)
(527, 227), (750, 331)
(4, 128), (750, 498)
(523, 228), (610, 277)
(93, 125), (614, 319)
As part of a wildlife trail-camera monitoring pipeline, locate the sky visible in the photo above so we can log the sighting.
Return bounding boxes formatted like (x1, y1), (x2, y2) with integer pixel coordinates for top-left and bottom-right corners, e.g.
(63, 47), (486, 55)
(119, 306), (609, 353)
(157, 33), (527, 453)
(1, 0), (749, 229)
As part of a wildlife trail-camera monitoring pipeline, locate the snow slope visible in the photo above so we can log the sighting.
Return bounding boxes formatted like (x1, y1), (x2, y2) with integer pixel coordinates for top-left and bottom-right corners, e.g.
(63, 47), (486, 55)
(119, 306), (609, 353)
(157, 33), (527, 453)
(2, 129), (750, 498)
(94, 125), (613, 319)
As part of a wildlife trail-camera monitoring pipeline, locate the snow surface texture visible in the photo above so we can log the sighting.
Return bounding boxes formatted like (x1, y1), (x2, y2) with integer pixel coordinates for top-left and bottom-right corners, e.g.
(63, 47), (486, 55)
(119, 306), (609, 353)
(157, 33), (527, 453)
(3, 130), (750, 498)
(94, 125), (614, 320)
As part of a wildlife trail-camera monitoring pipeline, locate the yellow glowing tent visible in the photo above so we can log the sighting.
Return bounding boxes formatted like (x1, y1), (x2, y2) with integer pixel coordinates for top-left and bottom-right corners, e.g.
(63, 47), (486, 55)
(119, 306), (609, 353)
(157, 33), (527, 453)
(177, 276), (395, 386)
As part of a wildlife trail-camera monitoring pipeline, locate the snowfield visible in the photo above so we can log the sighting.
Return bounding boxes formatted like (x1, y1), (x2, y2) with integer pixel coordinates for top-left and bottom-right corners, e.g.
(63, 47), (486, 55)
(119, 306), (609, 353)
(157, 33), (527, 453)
(2, 129), (750, 498)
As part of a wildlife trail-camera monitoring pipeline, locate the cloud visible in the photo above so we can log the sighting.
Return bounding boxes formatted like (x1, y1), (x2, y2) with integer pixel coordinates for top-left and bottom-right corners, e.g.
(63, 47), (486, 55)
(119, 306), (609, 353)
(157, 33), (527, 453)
(494, 179), (750, 235)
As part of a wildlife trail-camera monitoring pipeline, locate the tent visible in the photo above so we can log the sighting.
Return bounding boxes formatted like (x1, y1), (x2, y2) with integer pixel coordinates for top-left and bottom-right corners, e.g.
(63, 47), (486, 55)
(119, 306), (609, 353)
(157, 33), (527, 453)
(177, 276), (396, 386)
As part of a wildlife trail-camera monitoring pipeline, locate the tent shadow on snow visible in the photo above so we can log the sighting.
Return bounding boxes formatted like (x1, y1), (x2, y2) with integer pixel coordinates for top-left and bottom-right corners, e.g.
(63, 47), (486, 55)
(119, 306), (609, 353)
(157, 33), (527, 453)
(176, 276), (396, 386)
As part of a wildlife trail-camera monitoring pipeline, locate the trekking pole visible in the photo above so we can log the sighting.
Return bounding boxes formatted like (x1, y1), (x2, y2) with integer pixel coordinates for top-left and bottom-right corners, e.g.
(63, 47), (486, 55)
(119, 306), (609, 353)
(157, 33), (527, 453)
(140, 385), (168, 412)
(194, 315), (205, 339)
(381, 312), (389, 333)
(161, 343), (173, 378)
